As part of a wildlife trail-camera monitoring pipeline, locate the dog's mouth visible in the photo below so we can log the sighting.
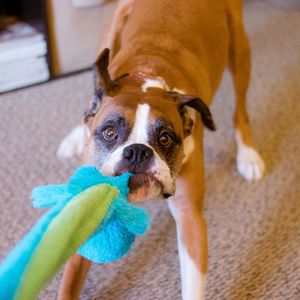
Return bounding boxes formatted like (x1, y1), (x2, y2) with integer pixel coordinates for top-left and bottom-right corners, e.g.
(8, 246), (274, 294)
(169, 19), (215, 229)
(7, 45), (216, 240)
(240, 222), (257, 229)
(127, 173), (171, 203)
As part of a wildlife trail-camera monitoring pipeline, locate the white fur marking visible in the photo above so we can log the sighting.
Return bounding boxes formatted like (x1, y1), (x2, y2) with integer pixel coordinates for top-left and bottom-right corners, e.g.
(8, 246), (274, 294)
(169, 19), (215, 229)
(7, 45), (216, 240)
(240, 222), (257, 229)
(131, 104), (150, 142)
(168, 200), (206, 300)
(149, 154), (175, 195)
(57, 125), (86, 159)
(140, 74), (189, 98)
(235, 130), (265, 182)
(141, 77), (168, 92)
(179, 242), (206, 300)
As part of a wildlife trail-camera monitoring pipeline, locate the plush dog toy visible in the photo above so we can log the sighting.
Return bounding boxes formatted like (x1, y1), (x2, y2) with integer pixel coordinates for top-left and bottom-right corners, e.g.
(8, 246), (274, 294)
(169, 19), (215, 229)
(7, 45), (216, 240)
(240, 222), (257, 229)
(0, 166), (150, 300)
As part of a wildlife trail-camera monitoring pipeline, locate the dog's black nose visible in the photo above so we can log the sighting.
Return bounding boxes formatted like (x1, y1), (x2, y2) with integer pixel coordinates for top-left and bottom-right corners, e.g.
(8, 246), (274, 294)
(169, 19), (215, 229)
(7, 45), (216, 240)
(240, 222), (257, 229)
(122, 144), (154, 173)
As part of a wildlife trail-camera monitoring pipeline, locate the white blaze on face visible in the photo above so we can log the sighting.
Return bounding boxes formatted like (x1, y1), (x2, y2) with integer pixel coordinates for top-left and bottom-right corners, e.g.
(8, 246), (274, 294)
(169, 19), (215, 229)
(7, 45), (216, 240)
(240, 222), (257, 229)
(129, 103), (150, 143)
(100, 103), (175, 198)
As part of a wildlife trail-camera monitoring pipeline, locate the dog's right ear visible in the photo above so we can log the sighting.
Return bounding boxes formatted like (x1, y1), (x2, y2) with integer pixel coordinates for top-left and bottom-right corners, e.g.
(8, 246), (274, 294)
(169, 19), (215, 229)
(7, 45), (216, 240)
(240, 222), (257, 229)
(93, 48), (119, 96)
(84, 48), (123, 125)
(93, 48), (128, 96)
(83, 89), (103, 125)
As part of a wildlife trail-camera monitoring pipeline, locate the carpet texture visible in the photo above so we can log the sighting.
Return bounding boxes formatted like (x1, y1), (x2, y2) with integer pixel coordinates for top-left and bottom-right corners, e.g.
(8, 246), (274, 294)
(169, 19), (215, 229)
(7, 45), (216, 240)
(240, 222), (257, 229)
(0, 1), (299, 299)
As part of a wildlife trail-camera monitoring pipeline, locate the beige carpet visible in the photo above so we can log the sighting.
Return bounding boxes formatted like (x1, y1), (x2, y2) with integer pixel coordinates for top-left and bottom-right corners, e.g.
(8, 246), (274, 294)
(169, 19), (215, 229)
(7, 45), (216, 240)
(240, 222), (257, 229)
(0, 1), (299, 299)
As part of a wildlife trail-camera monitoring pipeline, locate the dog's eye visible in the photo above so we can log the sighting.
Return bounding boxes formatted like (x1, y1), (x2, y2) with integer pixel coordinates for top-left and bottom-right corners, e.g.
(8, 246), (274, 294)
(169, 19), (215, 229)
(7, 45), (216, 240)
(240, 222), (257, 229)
(158, 132), (173, 147)
(102, 127), (118, 141)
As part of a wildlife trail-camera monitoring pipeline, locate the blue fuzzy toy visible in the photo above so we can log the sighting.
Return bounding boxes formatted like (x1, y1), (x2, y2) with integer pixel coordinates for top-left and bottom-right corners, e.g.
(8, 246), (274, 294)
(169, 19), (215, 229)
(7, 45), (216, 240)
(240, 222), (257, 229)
(0, 166), (150, 300)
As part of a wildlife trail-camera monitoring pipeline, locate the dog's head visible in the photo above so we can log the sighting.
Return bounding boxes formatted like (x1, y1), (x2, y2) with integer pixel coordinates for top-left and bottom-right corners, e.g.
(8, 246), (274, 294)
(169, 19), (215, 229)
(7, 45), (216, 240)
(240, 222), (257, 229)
(84, 49), (215, 202)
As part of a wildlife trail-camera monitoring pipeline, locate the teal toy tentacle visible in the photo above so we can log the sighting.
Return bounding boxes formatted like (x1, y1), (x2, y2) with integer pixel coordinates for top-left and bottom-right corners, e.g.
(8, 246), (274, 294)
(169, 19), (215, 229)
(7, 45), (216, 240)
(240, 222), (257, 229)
(31, 184), (80, 208)
(0, 199), (68, 300)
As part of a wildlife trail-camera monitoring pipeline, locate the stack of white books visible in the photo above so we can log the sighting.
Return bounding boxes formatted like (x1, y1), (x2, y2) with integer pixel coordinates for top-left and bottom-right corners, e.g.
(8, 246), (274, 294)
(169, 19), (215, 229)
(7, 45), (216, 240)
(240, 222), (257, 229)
(0, 19), (49, 93)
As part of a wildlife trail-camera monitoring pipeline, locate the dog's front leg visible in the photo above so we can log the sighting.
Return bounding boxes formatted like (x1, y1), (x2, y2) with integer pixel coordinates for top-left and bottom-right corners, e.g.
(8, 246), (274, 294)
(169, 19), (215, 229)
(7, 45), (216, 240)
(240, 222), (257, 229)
(168, 191), (208, 300)
(168, 135), (207, 300)
(58, 253), (91, 300)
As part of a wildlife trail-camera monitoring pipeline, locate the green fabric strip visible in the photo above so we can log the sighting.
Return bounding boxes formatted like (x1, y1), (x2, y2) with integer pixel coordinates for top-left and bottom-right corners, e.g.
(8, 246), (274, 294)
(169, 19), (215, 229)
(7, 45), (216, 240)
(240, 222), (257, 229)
(15, 183), (119, 300)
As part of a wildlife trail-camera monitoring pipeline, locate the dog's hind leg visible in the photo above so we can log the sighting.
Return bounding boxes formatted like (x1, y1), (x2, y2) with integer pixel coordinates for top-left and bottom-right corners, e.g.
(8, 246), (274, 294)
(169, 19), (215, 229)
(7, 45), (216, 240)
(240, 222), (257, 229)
(226, 0), (265, 181)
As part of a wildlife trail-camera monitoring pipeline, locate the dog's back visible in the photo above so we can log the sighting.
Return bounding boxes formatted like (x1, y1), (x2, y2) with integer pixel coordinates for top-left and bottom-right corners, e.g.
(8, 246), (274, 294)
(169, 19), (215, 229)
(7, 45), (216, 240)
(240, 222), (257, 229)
(108, 0), (230, 102)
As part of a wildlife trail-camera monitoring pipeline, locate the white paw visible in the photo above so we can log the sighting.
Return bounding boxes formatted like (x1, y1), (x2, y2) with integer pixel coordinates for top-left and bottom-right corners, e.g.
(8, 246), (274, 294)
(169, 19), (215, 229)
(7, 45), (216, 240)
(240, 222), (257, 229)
(236, 146), (265, 182)
(57, 125), (86, 159)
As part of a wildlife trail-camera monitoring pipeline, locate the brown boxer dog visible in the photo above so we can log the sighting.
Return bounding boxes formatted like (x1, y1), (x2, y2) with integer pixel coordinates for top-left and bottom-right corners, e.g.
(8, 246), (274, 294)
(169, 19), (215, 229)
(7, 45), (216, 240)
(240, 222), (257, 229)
(57, 0), (265, 299)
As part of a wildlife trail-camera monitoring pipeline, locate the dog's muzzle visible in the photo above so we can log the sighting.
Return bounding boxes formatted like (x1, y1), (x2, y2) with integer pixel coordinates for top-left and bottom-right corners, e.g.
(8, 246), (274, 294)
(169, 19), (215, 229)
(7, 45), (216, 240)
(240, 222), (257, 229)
(114, 143), (168, 202)
(121, 144), (154, 174)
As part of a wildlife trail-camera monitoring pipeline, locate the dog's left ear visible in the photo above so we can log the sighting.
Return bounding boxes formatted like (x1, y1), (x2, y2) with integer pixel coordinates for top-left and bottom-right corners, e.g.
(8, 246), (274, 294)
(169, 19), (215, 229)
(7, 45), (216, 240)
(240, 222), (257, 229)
(166, 91), (216, 131)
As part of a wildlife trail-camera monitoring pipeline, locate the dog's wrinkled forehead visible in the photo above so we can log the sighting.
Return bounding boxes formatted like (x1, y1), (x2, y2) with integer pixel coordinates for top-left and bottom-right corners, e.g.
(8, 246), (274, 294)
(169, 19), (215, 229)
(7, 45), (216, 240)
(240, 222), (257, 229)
(91, 92), (184, 145)
(87, 48), (215, 135)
